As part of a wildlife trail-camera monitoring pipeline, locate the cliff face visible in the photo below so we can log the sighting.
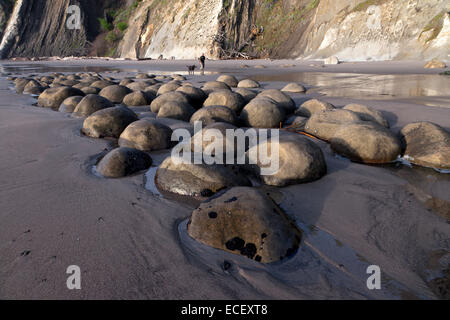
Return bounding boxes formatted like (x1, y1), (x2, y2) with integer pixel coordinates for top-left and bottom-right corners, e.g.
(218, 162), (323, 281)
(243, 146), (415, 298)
(0, 0), (449, 61)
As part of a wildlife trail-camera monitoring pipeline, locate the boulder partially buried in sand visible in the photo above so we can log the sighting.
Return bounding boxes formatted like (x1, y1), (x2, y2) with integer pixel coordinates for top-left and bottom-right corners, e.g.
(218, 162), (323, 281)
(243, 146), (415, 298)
(157, 100), (196, 122)
(119, 119), (173, 151)
(73, 94), (114, 117)
(233, 88), (257, 103)
(157, 82), (181, 95)
(343, 104), (390, 128)
(304, 109), (361, 141)
(238, 79), (260, 88)
(99, 85), (132, 104)
(331, 123), (401, 164)
(201, 81), (231, 94)
(399, 122), (450, 170)
(58, 96), (83, 113)
(324, 56), (340, 65)
(155, 157), (251, 198)
(203, 90), (246, 114)
(150, 91), (190, 113)
(217, 75), (239, 88)
(246, 133), (327, 186)
(82, 106), (138, 138)
(281, 83), (306, 93)
(187, 187), (302, 263)
(123, 91), (152, 106)
(256, 89), (296, 114)
(295, 99), (335, 117)
(190, 106), (238, 126)
(176, 86), (207, 108)
(38, 87), (85, 110)
(96, 147), (152, 178)
(240, 98), (285, 128)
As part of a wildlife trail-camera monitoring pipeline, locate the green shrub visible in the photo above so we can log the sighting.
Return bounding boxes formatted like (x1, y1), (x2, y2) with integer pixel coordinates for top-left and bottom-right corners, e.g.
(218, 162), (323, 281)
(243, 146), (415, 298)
(98, 18), (113, 31)
(117, 22), (128, 32)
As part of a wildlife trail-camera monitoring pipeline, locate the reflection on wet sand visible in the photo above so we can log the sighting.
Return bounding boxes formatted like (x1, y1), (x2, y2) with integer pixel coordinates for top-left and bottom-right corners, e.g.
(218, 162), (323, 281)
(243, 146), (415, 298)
(252, 72), (450, 106)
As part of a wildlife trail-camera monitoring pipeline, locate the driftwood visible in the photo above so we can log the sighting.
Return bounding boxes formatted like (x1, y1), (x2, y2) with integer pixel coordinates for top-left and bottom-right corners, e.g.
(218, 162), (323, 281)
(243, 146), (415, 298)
(213, 25), (263, 59)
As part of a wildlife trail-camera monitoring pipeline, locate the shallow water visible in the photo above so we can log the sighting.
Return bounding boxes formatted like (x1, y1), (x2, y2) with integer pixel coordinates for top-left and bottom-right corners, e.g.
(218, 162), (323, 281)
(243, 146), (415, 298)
(251, 72), (450, 105)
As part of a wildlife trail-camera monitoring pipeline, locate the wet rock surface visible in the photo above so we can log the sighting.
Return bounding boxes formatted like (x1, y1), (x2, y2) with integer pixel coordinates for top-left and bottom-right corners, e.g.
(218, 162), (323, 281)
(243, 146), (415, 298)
(119, 119), (173, 151)
(187, 187), (302, 263)
(97, 147), (152, 178)
(304, 109), (361, 141)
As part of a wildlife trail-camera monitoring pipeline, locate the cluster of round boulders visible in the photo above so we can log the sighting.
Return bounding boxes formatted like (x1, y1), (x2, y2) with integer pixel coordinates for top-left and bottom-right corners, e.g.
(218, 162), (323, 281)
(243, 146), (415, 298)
(73, 94), (114, 117)
(246, 133), (327, 186)
(155, 157), (251, 198)
(240, 97), (285, 128)
(187, 187), (302, 263)
(217, 75), (239, 87)
(190, 105), (238, 126)
(81, 106), (138, 138)
(295, 99), (335, 117)
(157, 100), (195, 121)
(281, 83), (306, 93)
(304, 109), (361, 141)
(99, 85), (132, 104)
(256, 89), (296, 113)
(399, 122), (450, 170)
(343, 104), (389, 128)
(38, 87), (85, 110)
(157, 82), (181, 95)
(119, 119), (173, 151)
(203, 90), (246, 113)
(330, 123), (401, 164)
(96, 147), (152, 178)
(238, 79), (260, 88)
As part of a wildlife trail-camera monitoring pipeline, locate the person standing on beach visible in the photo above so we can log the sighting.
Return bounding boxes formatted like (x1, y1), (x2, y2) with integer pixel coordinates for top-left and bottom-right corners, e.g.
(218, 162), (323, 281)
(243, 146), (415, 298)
(199, 53), (206, 74)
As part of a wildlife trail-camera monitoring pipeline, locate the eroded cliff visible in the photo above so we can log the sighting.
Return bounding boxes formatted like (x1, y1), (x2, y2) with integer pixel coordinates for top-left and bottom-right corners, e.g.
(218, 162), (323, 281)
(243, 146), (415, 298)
(0, 0), (448, 61)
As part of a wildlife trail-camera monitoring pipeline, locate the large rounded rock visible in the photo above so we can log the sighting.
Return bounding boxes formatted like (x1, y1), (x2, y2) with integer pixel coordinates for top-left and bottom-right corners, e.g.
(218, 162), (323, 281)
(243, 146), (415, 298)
(157, 101), (196, 121)
(15, 78), (33, 94)
(203, 90), (246, 114)
(295, 99), (335, 117)
(155, 157), (250, 198)
(81, 86), (100, 95)
(304, 109), (361, 141)
(150, 92), (189, 113)
(96, 147), (152, 178)
(99, 85), (132, 104)
(256, 89), (296, 114)
(119, 119), (173, 151)
(281, 83), (306, 93)
(399, 122), (450, 170)
(176, 86), (207, 108)
(240, 98), (285, 128)
(81, 106), (138, 138)
(190, 106), (238, 126)
(217, 75), (239, 88)
(324, 56), (340, 65)
(157, 82), (181, 95)
(126, 81), (149, 91)
(90, 80), (115, 89)
(343, 104), (389, 128)
(38, 87), (85, 110)
(234, 88), (257, 103)
(201, 81), (231, 94)
(331, 123), (401, 164)
(246, 133), (327, 186)
(73, 94), (114, 117)
(123, 91), (151, 106)
(238, 79), (260, 88)
(58, 96), (83, 113)
(187, 187), (302, 263)
(23, 80), (46, 94)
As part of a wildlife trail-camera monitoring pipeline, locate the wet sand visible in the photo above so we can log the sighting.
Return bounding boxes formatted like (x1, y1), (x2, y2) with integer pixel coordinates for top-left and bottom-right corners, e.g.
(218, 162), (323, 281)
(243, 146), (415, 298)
(0, 59), (449, 299)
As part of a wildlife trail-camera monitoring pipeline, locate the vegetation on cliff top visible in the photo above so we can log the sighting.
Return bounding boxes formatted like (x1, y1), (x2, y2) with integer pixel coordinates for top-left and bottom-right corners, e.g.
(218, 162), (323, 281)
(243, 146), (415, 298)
(420, 11), (447, 43)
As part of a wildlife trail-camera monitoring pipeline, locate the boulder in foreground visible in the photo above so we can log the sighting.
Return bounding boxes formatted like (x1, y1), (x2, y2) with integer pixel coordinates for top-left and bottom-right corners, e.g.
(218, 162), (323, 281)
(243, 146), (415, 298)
(119, 119), (173, 151)
(305, 109), (361, 141)
(38, 87), (85, 110)
(187, 187), (302, 263)
(399, 121), (450, 170)
(97, 147), (152, 178)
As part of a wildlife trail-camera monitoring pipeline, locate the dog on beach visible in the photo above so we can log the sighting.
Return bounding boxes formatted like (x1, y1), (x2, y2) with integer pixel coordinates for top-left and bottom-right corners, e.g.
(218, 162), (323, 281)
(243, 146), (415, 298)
(187, 65), (197, 75)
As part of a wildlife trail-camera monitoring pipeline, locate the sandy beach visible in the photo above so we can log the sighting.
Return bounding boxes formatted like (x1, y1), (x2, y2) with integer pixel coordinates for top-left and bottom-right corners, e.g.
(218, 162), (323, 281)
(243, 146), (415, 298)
(0, 59), (449, 300)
